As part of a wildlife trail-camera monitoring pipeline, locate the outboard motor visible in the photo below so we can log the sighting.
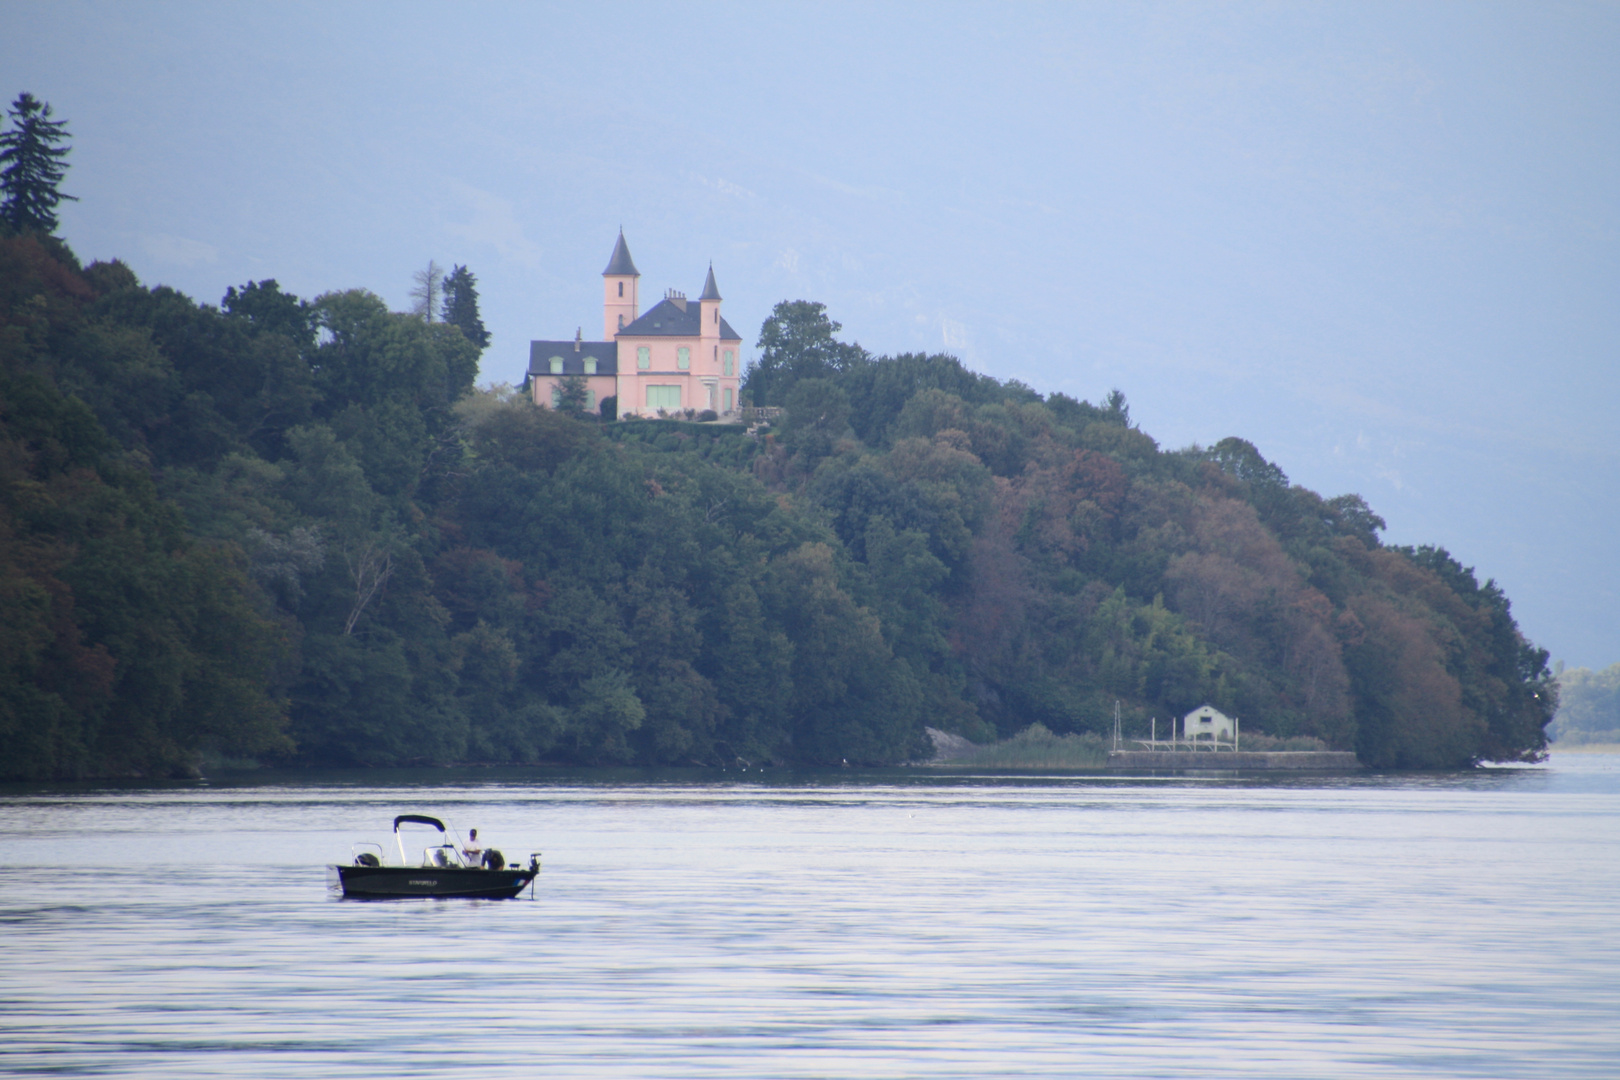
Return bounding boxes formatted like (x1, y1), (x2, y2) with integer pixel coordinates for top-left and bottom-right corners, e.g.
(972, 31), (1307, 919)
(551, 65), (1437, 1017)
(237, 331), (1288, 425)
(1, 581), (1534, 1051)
(482, 848), (505, 870)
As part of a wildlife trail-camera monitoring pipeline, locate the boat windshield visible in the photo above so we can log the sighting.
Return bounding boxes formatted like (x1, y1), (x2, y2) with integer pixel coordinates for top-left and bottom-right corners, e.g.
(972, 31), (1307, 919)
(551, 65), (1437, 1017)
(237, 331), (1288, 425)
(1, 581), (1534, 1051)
(421, 842), (471, 868)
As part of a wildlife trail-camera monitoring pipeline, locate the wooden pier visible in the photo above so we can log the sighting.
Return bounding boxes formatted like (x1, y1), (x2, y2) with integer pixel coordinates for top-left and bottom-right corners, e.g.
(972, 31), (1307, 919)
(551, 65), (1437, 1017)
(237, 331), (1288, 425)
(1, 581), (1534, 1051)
(1107, 750), (1362, 770)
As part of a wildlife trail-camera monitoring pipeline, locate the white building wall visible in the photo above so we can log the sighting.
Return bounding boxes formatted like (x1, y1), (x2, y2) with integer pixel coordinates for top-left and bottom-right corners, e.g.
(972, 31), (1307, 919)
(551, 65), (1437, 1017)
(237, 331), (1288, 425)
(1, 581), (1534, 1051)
(1182, 705), (1235, 743)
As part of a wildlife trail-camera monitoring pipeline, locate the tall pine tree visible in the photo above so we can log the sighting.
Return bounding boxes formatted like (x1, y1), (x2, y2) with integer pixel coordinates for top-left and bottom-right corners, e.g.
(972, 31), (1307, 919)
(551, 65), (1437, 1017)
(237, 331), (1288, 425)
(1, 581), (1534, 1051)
(0, 93), (76, 235)
(441, 264), (491, 350)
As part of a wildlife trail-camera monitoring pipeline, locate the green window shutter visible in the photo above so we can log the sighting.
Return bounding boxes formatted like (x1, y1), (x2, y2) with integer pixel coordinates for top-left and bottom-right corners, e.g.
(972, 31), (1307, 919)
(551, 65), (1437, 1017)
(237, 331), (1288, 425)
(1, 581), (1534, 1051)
(677, 346), (690, 370)
(585, 390), (596, 410)
(549, 356), (564, 374)
(723, 387), (733, 412)
(550, 386), (561, 407)
(723, 349), (734, 376)
(645, 385), (681, 409)
(637, 346), (650, 369)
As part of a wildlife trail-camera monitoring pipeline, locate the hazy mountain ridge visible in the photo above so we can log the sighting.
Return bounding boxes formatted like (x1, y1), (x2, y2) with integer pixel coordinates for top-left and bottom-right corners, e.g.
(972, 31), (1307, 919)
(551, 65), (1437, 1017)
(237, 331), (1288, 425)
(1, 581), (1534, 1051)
(1550, 663), (1620, 745)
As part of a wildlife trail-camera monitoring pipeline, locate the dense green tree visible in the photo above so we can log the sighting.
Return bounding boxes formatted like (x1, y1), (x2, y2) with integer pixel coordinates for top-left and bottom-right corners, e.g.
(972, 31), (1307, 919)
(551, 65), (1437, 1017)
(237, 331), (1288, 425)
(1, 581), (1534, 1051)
(764, 542), (924, 763)
(0, 93), (76, 235)
(440, 264), (491, 350)
(223, 279), (318, 352)
(743, 300), (869, 406)
(0, 354), (290, 779)
(554, 374), (591, 417)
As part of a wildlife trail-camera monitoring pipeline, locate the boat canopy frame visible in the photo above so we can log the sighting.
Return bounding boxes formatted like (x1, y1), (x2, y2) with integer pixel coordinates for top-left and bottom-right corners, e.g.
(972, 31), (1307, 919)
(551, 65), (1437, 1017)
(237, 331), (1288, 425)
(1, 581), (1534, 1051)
(391, 814), (466, 867)
(393, 814), (446, 832)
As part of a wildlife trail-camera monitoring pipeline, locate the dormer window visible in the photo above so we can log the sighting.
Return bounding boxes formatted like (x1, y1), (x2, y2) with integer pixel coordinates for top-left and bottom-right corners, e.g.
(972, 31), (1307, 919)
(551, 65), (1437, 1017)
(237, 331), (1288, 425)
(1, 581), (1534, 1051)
(584, 357), (597, 375)
(549, 357), (564, 375)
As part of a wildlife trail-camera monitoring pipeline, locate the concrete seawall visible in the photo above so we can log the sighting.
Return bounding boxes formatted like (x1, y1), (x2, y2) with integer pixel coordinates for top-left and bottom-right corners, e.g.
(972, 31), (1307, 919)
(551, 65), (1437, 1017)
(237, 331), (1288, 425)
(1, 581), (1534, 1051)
(1107, 750), (1362, 770)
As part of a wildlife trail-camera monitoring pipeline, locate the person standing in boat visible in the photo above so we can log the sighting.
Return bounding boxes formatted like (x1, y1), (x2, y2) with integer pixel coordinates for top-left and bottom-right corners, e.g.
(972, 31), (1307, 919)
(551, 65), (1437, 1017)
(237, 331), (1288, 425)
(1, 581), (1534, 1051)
(463, 828), (483, 865)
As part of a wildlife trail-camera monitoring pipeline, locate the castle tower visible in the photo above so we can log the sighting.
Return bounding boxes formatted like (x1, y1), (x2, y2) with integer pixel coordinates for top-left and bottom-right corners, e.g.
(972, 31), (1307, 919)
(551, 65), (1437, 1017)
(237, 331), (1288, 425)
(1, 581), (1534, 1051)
(698, 263), (721, 346)
(697, 264), (723, 412)
(602, 229), (640, 339)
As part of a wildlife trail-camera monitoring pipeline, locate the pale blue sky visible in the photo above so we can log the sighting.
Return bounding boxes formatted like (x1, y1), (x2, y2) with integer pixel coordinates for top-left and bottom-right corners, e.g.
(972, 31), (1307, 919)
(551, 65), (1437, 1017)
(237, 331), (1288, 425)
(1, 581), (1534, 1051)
(7, 1), (1617, 666)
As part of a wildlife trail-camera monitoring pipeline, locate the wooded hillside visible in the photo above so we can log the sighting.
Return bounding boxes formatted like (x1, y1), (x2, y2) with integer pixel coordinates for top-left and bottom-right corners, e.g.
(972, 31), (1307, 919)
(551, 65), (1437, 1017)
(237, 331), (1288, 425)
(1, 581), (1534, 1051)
(0, 239), (1556, 778)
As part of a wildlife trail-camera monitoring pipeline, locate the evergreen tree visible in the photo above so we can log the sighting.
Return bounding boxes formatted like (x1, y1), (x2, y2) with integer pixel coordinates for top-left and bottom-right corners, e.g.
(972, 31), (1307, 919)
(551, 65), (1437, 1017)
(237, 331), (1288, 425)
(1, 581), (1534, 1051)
(0, 93), (77, 235)
(555, 374), (590, 416)
(441, 264), (491, 350)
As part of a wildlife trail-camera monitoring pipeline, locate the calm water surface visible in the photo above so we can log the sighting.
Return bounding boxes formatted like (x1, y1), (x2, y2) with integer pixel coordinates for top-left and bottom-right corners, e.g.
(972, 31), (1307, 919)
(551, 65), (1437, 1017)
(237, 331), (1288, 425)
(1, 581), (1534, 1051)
(3, 755), (1618, 1078)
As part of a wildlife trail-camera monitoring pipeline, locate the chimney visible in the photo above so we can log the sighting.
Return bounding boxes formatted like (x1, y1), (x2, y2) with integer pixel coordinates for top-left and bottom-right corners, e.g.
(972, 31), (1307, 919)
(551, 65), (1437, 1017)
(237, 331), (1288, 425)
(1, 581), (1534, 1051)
(574, 327), (581, 352)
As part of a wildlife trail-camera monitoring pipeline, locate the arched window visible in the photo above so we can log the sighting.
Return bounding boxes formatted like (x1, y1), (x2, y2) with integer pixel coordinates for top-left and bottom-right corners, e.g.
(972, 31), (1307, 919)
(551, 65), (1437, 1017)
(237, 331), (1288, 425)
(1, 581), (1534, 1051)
(584, 357), (597, 375)
(618, 281), (624, 297)
(677, 347), (690, 370)
(617, 314), (625, 329)
(549, 356), (564, 375)
(714, 308), (719, 325)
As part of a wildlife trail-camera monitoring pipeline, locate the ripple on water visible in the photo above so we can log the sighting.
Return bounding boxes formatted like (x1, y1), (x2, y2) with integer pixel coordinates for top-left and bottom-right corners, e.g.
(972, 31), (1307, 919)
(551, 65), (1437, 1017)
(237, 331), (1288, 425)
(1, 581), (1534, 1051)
(1, 761), (1618, 1078)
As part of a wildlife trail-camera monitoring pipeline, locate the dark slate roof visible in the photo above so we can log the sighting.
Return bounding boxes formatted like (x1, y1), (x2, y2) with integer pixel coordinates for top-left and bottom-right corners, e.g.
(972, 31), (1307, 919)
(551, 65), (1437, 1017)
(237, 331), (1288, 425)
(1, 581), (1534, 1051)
(602, 231), (639, 277)
(528, 339), (618, 376)
(618, 297), (741, 341)
(699, 264), (721, 301)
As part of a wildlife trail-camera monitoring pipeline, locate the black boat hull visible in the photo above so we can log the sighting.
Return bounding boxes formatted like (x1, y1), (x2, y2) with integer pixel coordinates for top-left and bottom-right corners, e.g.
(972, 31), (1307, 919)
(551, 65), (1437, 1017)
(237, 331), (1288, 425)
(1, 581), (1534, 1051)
(331, 864), (537, 899)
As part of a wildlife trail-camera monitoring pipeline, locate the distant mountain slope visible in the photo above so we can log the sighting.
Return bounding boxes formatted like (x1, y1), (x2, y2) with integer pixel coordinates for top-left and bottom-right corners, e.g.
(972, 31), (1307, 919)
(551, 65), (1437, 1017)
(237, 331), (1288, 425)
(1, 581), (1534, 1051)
(1550, 664), (1620, 745)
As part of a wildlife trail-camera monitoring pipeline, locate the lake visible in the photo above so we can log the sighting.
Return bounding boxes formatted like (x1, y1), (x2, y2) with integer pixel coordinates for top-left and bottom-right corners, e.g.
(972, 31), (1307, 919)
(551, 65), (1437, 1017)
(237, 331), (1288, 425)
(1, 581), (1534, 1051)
(3, 755), (1618, 1078)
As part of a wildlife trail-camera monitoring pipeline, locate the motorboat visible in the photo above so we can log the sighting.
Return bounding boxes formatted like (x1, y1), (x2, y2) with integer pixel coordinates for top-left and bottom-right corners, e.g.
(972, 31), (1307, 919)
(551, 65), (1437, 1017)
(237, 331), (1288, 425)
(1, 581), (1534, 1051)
(328, 814), (539, 899)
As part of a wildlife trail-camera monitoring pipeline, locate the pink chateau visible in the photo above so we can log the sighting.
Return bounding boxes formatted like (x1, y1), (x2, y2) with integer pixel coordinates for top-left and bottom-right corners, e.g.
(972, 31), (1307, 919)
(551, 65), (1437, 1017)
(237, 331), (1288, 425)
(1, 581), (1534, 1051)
(528, 232), (744, 419)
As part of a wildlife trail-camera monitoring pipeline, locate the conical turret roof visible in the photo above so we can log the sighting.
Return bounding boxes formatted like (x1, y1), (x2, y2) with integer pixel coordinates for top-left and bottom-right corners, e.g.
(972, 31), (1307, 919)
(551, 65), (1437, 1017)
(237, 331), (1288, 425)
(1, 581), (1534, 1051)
(602, 230), (639, 277)
(699, 263), (722, 301)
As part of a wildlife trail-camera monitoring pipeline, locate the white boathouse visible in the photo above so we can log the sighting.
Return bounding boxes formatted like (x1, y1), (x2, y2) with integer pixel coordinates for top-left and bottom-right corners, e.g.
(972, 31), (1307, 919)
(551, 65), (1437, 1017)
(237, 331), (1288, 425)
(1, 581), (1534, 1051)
(1183, 705), (1236, 747)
